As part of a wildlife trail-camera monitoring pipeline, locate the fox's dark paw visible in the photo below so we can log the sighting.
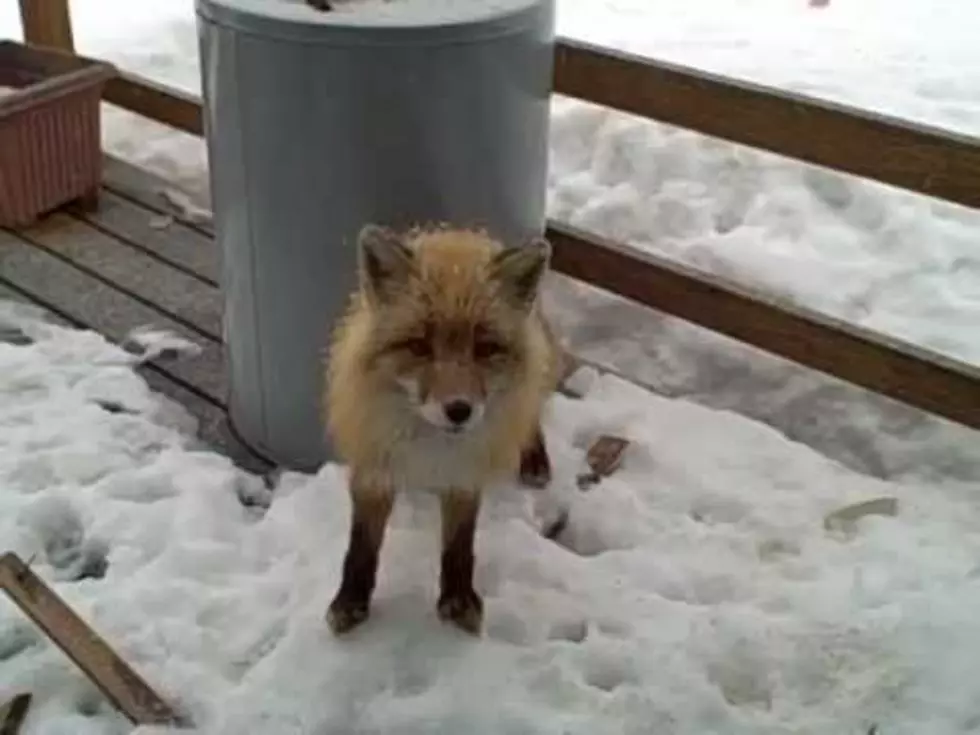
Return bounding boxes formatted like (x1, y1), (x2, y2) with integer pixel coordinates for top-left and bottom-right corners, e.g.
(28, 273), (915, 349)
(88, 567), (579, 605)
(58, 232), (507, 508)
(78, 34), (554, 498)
(326, 593), (370, 634)
(519, 436), (552, 489)
(437, 588), (484, 635)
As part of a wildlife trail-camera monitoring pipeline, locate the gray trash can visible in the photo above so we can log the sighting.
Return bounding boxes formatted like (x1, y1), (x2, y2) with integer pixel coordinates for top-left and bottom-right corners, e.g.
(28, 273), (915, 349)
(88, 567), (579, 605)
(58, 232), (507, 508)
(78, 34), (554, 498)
(195, 0), (556, 471)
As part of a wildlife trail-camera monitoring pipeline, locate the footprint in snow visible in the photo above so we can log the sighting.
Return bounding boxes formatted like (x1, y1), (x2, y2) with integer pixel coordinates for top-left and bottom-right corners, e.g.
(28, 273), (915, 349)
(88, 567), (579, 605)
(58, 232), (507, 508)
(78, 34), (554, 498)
(18, 496), (109, 582)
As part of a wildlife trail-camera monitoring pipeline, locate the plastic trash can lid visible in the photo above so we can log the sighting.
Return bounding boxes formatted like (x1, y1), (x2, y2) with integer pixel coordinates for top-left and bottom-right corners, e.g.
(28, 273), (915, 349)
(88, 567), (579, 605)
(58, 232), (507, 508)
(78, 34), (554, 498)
(196, 0), (551, 45)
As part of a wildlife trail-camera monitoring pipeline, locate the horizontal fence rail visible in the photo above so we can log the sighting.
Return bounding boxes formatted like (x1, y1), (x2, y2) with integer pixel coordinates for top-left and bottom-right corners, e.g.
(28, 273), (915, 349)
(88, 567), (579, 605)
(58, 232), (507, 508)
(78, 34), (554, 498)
(105, 73), (204, 137)
(554, 39), (980, 210)
(547, 222), (980, 429)
(16, 1), (980, 431)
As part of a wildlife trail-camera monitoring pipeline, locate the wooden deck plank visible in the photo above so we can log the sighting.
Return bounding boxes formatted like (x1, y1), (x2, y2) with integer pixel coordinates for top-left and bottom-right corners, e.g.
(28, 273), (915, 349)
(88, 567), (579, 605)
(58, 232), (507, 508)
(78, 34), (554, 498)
(73, 190), (219, 286)
(0, 273), (269, 472)
(17, 214), (222, 341)
(0, 282), (44, 311)
(0, 229), (226, 404)
(102, 156), (214, 237)
(0, 152), (275, 472)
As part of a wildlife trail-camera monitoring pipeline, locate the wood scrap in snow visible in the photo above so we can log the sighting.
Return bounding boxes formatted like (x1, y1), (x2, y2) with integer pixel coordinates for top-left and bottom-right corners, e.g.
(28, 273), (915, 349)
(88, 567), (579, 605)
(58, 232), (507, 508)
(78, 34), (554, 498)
(148, 214), (174, 230)
(0, 553), (187, 728)
(122, 326), (202, 363)
(541, 512), (569, 541)
(823, 496), (899, 532)
(559, 363), (600, 399)
(0, 693), (32, 735)
(577, 434), (630, 489)
(158, 188), (213, 228)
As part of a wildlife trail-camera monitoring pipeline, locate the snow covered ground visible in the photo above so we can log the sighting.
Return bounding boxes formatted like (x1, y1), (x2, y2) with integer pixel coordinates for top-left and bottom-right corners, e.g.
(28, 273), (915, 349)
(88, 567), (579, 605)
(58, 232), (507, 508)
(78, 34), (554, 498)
(1, 0), (979, 732)
(3, 302), (980, 735)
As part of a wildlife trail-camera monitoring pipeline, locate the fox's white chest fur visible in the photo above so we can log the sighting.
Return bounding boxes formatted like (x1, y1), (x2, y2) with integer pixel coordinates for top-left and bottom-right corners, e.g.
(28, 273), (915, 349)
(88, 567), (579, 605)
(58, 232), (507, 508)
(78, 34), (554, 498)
(382, 402), (510, 494)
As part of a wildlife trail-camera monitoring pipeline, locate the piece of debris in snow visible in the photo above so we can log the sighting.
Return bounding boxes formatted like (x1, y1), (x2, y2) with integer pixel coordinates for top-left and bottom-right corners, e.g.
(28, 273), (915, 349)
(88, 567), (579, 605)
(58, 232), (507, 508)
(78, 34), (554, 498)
(560, 364), (601, 399)
(94, 399), (137, 415)
(123, 327), (202, 363)
(0, 692), (32, 734)
(149, 214), (175, 230)
(577, 435), (630, 490)
(158, 188), (213, 227)
(0, 326), (32, 346)
(823, 497), (899, 532)
(541, 511), (569, 541)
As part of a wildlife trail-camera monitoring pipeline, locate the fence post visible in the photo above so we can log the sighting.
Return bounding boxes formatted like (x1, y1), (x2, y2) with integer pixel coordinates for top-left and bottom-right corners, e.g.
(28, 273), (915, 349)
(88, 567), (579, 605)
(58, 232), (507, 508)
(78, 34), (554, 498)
(18, 0), (75, 52)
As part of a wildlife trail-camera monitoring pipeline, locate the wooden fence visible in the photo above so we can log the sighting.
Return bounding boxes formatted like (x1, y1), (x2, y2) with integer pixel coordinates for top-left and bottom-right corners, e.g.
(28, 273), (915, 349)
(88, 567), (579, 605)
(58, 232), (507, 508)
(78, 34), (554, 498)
(16, 0), (980, 429)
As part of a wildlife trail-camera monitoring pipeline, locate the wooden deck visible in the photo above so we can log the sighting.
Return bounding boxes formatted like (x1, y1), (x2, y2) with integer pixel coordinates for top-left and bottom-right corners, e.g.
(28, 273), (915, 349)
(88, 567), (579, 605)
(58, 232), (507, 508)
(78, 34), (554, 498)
(3, 154), (977, 481)
(0, 156), (275, 477)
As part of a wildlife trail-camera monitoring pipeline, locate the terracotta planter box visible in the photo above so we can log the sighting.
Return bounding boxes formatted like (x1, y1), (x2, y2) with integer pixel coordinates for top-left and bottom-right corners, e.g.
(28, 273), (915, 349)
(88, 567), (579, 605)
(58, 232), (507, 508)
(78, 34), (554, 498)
(0, 41), (116, 228)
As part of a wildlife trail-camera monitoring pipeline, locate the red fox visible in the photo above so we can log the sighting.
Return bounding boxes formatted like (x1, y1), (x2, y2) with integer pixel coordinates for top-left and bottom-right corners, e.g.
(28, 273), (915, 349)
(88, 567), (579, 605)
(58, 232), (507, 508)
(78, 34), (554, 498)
(323, 223), (563, 635)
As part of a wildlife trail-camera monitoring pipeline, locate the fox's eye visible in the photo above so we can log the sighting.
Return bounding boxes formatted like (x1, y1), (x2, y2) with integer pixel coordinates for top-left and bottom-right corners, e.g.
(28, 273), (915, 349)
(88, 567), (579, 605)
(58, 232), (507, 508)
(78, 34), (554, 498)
(395, 337), (432, 357)
(473, 339), (506, 360)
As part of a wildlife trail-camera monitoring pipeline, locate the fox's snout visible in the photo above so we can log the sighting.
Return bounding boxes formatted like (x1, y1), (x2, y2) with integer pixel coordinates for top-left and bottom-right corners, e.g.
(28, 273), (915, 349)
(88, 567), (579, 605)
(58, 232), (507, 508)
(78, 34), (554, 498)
(418, 394), (485, 432)
(408, 361), (488, 433)
(443, 399), (473, 426)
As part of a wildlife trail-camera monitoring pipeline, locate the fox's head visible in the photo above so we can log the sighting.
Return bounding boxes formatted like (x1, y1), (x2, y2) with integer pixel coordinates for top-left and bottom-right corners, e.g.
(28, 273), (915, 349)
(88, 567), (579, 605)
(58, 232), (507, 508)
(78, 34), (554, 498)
(354, 224), (551, 435)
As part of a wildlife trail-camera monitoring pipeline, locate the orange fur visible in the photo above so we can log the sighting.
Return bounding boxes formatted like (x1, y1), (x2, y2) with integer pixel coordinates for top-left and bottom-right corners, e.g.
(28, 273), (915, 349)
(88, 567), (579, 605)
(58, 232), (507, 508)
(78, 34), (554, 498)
(322, 223), (563, 634)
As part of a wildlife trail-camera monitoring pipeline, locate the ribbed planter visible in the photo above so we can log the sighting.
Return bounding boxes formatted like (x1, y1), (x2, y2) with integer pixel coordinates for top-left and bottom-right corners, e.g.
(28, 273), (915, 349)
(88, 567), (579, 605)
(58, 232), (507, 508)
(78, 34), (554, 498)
(196, 0), (556, 471)
(0, 42), (115, 228)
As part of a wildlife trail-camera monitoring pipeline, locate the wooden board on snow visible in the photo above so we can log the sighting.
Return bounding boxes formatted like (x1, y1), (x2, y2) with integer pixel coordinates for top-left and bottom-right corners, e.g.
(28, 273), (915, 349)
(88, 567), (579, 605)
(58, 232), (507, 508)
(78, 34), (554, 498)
(0, 693), (32, 735)
(0, 553), (187, 728)
(577, 434), (630, 489)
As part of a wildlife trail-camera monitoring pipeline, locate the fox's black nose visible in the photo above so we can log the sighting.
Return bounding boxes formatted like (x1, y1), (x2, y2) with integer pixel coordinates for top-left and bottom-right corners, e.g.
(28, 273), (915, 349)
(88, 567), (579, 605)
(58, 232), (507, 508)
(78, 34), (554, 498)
(443, 400), (473, 426)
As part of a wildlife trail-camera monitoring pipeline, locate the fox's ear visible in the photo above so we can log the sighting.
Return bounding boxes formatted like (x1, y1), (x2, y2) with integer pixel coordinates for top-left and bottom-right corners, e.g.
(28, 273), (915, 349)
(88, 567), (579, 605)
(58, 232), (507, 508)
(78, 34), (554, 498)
(358, 224), (415, 303)
(489, 236), (551, 310)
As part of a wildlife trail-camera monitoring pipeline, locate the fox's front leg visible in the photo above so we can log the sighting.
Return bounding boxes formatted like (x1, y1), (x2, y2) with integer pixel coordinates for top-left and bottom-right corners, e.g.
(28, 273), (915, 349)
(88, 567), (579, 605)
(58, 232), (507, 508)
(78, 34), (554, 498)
(327, 473), (394, 634)
(437, 490), (483, 635)
(519, 424), (551, 489)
